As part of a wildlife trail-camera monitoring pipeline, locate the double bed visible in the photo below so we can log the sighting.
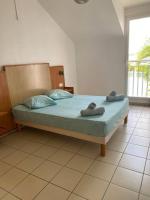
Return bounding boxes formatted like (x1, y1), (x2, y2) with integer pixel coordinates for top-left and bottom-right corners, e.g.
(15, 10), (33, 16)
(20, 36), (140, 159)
(4, 63), (129, 157)
(13, 95), (128, 156)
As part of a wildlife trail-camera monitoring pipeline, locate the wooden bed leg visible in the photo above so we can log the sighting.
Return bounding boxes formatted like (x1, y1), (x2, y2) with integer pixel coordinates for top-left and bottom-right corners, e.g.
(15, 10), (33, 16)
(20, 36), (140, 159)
(124, 115), (128, 124)
(16, 124), (22, 132)
(100, 144), (106, 157)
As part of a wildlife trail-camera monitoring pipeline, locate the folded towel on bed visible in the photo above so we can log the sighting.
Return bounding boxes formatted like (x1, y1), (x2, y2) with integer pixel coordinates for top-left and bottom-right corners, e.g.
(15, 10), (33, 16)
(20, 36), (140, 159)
(80, 107), (105, 117)
(106, 95), (125, 102)
(87, 102), (96, 110)
(109, 91), (117, 96)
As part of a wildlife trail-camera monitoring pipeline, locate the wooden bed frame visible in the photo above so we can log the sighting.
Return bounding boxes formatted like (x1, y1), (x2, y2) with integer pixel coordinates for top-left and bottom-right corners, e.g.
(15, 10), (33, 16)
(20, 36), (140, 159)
(4, 63), (128, 157)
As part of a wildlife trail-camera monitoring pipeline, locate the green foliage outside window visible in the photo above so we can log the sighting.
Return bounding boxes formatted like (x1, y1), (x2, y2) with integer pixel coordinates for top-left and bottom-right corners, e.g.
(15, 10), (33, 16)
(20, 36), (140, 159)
(128, 38), (150, 96)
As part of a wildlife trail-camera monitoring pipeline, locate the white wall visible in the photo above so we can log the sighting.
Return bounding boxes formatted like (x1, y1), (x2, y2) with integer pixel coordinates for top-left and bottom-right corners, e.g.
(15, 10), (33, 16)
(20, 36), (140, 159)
(112, 0), (125, 33)
(38, 0), (126, 96)
(0, 0), (77, 90)
(76, 36), (125, 96)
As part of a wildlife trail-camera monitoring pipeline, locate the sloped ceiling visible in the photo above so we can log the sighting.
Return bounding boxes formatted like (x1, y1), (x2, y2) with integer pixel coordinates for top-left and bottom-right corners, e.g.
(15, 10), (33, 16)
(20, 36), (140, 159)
(38, 0), (123, 43)
(118, 0), (150, 8)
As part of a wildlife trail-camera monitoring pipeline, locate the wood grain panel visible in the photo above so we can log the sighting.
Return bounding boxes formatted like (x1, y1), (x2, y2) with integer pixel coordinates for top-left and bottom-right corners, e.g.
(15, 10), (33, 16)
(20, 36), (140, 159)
(0, 71), (16, 133)
(0, 71), (11, 112)
(0, 112), (15, 130)
(5, 63), (51, 106)
(49, 66), (65, 89)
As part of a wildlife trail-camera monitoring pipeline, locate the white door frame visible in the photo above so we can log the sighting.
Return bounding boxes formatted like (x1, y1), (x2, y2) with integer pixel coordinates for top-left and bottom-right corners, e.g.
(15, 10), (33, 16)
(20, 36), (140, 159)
(124, 4), (150, 105)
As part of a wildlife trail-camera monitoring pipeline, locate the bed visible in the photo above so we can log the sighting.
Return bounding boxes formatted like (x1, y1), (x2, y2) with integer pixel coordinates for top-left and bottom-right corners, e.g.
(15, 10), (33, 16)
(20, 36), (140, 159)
(4, 63), (129, 156)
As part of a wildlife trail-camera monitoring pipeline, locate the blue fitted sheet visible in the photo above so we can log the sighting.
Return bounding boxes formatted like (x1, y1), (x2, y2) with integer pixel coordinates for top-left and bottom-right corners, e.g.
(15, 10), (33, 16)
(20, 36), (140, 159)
(12, 95), (129, 137)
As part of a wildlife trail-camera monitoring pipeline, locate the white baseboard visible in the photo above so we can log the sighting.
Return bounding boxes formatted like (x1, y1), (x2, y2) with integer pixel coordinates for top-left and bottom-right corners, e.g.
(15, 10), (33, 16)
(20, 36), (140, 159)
(129, 96), (150, 106)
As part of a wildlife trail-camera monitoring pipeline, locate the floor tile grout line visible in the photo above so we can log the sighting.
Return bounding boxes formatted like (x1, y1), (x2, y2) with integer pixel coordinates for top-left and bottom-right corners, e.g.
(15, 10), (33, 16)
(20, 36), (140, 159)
(130, 109), (147, 200)
(101, 118), (140, 200)
(58, 135), (117, 200)
(0, 162), (15, 178)
(49, 142), (92, 200)
(0, 185), (22, 200)
(28, 138), (86, 199)
(10, 139), (82, 198)
(0, 132), (77, 175)
(137, 132), (150, 200)
(66, 152), (103, 200)
(0, 141), (104, 186)
(0, 139), (43, 163)
(52, 111), (148, 198)
(0, 133), (86, 164)
(1, 130), (67, 152)
(0, 148), (144, 188)
(0, 152), (61, 200)
(3, 137), (149, 168)
(0, 171), (29, 200)
(0, 125), (140, 198)
(128, 109), (150, 199)
(66, 125), (137, 199)
(0, 132), (84, 200)
(1, 190), (22, 200)
(32, 140), (87, 200)
(0, 107), (149, 199)
(124, 112), (149, 159)
(1, 121), (149, 161)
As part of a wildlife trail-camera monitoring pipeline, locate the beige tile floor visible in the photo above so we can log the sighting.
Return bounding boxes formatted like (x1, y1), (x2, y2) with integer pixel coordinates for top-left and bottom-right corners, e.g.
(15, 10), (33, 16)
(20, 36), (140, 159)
(0, 106), (150, 199)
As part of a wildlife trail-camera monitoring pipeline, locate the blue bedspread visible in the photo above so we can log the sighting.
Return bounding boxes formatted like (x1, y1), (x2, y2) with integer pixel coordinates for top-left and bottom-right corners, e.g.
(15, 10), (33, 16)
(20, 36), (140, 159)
(12, 95), (129, 137)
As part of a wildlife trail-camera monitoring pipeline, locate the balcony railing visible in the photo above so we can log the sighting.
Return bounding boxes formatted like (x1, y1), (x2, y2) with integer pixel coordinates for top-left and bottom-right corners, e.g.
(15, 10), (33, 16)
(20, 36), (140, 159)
(128, 60), (150, 98)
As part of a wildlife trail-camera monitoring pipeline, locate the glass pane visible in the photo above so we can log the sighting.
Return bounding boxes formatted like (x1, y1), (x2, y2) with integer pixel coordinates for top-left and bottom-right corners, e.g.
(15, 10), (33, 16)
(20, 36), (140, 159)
(128, 17), (150, 98)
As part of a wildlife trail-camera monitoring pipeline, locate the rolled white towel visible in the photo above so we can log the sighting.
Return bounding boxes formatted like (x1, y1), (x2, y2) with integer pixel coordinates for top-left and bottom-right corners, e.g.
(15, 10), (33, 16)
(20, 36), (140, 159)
(80, 107), (105, 117)
(106, 95), (125, 102)
(109, 91), (117, 96)
(87, 102), (96, 109)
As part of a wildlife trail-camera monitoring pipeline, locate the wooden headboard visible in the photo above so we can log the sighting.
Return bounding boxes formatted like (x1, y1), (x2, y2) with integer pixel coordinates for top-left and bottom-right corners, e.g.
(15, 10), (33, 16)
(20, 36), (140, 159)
(4, 63), (51, 106)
